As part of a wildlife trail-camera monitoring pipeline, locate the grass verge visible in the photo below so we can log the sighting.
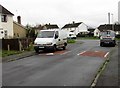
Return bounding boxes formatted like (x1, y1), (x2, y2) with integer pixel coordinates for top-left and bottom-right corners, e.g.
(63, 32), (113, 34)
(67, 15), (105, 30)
(67, 39), (76, 43)
(2, 50), (23, 57)
(77, 37), (99, 40)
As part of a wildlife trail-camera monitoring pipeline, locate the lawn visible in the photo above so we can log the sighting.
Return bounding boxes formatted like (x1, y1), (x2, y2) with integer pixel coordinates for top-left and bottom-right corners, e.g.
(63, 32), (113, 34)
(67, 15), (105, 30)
(77, 37), (99, 40)
(2, 50), (23, 57)
(67, 39), (76, 43)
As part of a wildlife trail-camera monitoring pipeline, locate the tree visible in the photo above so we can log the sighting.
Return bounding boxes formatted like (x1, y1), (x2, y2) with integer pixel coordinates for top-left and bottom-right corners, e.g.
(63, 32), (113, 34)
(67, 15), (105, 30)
(25, 24), (35, 38)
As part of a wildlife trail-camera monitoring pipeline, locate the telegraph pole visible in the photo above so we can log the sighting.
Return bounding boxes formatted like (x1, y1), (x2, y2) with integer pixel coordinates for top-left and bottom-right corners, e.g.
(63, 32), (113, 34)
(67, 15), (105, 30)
(108, 12), (110, 24)
(111, 13), (114, 31)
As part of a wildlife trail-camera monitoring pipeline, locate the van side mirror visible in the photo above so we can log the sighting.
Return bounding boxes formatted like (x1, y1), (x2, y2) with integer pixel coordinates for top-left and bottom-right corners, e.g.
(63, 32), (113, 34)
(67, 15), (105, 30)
(55, 35), (58, 39)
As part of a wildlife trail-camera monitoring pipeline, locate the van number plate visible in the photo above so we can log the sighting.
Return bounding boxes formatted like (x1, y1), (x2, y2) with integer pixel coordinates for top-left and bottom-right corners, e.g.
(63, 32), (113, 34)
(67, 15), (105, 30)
(39, 46), (44, 48)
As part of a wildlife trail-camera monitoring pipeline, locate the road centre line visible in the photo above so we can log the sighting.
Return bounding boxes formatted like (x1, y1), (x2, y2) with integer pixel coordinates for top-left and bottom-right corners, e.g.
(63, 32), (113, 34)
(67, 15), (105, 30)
(104, 52), (109, 58)
(60, 51), (72, 55)
(77, 51), (86, 56)
(61, 46), (84, 55)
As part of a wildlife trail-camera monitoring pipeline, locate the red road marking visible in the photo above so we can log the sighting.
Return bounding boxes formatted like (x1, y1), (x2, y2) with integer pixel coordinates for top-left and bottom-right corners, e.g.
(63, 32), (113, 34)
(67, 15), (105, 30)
(79, 51), (109, 58)
(39, 50), (68, 56)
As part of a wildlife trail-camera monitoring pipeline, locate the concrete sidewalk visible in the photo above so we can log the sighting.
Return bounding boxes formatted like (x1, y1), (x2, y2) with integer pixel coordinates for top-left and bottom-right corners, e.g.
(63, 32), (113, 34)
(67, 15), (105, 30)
(2, 51), (35, 62)
(96, 45), (119, 86)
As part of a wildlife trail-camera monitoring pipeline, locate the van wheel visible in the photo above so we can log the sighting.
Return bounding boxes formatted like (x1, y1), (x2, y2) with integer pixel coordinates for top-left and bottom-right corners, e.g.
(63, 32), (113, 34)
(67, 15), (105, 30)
(63, 43), (67, 50)
(63, 46), (66, 50)
(35, 49), (39, 53)
(100, 42), (104, 47)
(112, 44), (115, 47)
(52, 45), (56, 52)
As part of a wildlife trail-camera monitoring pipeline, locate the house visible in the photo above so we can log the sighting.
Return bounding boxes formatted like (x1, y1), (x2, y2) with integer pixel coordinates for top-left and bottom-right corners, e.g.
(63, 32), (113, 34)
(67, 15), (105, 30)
(62, 22), (88, 36)
(98, 24), (120, 35)
(13, 16), (27, 38)
(0, 5), (14, 39)
(32, 23), (59, 35)
(94, 28), (100, 37)
(44, 23), (59, 29)
(88, 28), (95, 36)
(32, 25), (44, 35)
(94, 24), (120, 37)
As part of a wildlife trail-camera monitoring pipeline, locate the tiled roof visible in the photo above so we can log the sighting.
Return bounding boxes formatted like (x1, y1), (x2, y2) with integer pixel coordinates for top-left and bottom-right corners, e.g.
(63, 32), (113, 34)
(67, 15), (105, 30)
(45, 24), (59, 29)
(98, 24), (120, 31)
(32, 25), (44, 30)
(62, 22), (82, 29)
(88, 28), (95, 32)
(0, 4), (14, 15)
(13, 21), (27, 30)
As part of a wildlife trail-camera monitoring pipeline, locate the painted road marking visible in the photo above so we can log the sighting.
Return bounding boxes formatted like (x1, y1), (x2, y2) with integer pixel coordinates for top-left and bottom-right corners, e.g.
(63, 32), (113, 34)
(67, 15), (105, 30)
(77, 51), (86, 56)
(60, 50), (72, 55)
(39, 50), (70, 56)
(46, 53), (54, 56)
(104, 52), (109, 58)
(78, 51), (109, 58)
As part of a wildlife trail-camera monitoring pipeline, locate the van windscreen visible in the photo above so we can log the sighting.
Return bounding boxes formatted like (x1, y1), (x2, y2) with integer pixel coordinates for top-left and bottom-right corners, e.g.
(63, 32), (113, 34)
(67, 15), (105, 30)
(37, 31), (55, 38)
(101, 31), (115, 37)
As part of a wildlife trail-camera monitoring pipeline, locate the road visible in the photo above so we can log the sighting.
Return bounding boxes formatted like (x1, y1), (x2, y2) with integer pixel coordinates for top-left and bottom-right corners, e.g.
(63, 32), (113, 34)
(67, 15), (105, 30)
(2, 40), (116, 86)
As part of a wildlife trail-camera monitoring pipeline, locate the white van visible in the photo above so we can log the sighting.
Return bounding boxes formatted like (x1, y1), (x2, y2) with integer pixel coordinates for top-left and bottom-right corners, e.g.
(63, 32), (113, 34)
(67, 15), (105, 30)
(67, 32), (77, 39)
(34, 29), (67, 53)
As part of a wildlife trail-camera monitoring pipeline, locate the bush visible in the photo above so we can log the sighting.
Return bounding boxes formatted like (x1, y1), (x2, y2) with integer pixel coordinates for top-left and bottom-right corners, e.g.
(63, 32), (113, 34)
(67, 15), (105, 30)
(116, 35), (120, 38)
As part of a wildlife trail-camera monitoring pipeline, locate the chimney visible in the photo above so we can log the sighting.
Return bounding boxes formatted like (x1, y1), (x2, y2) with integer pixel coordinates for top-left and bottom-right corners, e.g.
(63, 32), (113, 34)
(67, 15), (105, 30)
(17, 16), (21, 24)
(73, 21), (75, 24)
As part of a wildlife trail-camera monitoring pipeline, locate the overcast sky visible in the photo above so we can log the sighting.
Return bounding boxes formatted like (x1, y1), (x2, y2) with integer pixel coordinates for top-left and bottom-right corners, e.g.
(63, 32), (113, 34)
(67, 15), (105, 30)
(0, 0), (120, 28)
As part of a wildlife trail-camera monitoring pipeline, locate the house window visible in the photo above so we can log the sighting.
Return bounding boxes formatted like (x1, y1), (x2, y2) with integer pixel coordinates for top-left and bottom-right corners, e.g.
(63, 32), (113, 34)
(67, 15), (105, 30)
(17, 33), (19, 37)
(4, 30), (7, 37)
(1, 15), (7, 22)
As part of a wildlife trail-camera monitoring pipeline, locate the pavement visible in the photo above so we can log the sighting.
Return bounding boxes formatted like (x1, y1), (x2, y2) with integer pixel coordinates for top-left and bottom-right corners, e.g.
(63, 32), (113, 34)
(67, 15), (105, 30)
(2, 40), (118, 86)
(96, 42), (119, 87)
(2, 51), (35, 62)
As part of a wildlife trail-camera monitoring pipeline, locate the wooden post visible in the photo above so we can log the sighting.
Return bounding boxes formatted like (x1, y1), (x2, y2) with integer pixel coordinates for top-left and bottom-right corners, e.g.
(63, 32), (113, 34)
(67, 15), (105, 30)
(7, 44), (10, 51)
(19, 41), (22, 51)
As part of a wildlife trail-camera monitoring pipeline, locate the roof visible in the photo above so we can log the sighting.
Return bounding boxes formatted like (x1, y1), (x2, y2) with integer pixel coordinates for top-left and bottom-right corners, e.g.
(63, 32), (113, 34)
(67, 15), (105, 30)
(32, 25), (44, 30)
(62, 22), (82, 29)
(88, 28), (95, 32)
(13, 21), (27, 30)
(41, 29), (59, 32)
(45, 24), (59, 29)
(0, 4), (14, 15)
(98, 24), (120, 31)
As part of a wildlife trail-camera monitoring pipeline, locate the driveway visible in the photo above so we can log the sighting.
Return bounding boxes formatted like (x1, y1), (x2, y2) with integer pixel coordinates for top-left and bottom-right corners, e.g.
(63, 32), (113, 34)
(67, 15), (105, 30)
(2, 40), (116, 86)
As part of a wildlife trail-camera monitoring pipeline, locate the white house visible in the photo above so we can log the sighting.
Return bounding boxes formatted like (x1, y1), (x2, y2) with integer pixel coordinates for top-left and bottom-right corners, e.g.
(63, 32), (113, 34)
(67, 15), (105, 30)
(94, 28), (100, 37)
(0, 5), (14, 39)
(62, 22), (88, 36)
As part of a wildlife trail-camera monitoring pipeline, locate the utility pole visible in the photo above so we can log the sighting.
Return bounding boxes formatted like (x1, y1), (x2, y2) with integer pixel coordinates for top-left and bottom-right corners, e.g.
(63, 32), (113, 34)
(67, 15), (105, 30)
(108, 12), (110, 24)
(111, 13), (114, 31)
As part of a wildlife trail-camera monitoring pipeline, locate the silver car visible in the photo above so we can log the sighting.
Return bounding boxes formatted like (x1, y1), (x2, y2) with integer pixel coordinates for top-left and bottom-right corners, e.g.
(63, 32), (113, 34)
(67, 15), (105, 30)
(100, 30), (116, 47)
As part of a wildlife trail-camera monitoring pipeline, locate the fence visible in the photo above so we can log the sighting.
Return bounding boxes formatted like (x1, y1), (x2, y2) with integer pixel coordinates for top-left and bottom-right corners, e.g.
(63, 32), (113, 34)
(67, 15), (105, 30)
(2, 38), (34, 51)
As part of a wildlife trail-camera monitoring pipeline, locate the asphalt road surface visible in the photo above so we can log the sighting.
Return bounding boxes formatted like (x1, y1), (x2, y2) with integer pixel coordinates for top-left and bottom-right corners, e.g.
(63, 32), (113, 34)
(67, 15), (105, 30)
(2, 40), (117, 86)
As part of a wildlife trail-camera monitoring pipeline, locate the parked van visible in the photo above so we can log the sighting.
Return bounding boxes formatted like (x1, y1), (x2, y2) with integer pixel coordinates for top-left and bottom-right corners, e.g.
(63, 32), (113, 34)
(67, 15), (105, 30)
(67, 32), (76, 39)
(100, 30), (116, 47)
(34, 29), (67, 53)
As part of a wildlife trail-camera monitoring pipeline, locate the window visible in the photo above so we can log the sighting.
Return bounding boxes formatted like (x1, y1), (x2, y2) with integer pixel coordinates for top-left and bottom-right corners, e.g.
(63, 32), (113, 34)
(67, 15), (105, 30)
(4, 30), (7, 37)
(1, 15), (7, 22)
(55, 31), (58, 36)
(37, 31), (55, 38)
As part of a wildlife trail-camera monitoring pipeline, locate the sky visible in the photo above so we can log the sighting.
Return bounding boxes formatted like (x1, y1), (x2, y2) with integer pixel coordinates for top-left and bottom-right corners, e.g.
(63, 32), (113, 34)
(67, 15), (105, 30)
(0, 0), (120, 28)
